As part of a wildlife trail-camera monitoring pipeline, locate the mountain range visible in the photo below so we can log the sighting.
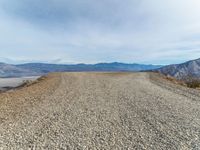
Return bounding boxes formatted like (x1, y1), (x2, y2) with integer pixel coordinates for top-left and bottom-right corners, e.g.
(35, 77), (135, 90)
(1, 58), (200, 80)
(0, 62), (162, 78)
(156, 58), (200, 80)
(0, 63), (39, 78)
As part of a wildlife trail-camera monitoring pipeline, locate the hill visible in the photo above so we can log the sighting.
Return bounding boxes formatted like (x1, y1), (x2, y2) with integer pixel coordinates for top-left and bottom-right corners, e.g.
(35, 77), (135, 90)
(157, 58), (200, 80)
(0, 63), (38, 77)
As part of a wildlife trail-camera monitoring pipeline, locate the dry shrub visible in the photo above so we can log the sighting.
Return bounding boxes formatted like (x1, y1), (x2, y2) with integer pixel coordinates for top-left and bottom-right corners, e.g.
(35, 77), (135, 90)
(185, 79), (200, 89)
(164, 75), (186, 86)
(154, 72), (200, 89)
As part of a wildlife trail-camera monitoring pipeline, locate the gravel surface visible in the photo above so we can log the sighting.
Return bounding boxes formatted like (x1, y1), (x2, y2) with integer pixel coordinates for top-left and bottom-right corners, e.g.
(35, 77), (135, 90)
(0, 72), (200, 149)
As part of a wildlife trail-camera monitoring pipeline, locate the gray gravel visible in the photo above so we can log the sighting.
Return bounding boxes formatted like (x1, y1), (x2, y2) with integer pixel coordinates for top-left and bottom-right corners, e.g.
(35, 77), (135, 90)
(0, 72), (200, 149)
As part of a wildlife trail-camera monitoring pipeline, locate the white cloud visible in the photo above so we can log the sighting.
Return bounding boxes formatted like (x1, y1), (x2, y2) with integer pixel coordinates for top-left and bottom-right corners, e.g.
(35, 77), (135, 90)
(0, 0), (200, 64)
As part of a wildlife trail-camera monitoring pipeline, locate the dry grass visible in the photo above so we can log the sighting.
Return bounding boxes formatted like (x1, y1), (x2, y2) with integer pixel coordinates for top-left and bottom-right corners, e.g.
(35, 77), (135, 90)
(185, 79), (200, 89)
(19, 76), (47, 88)
(158, 73), (200, 89)
(157, 73), (186, 87)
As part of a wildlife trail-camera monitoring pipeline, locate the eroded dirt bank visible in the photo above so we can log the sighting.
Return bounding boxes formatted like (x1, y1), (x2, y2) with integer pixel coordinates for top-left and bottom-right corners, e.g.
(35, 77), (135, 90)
(0, 72), (200, 149)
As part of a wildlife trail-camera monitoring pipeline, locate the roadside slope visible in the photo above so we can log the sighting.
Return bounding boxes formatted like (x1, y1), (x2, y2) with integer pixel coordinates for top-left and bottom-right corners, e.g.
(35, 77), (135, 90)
(0, 72), (200, 149)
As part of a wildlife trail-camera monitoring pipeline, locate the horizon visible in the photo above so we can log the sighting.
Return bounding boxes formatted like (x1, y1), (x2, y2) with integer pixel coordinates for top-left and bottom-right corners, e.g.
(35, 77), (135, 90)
(1, 0), (200, 64)
(0, 57), (198, 66)
(0, 60), (163, 66)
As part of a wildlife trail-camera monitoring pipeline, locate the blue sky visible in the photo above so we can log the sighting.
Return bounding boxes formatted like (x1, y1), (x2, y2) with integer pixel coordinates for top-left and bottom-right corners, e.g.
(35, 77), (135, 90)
(0, 0), (200, 64)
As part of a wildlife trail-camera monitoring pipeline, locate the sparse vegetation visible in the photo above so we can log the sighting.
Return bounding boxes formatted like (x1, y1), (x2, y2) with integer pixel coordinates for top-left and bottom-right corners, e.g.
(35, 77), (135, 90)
(155, 73), (186, 86)
(185, 79), (200, 89)
(18, 76), (46, 88)
(161, 73), (200, 89)
(164, 76), (186, 86)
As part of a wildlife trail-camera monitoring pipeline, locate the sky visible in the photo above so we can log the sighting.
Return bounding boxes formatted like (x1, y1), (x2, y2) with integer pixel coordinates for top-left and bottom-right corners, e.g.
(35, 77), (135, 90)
(0, 0), (200, 65)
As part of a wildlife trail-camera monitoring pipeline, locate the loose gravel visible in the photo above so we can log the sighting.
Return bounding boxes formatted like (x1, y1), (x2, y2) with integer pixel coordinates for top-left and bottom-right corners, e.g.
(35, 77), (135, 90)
(0, 72), (200, 149)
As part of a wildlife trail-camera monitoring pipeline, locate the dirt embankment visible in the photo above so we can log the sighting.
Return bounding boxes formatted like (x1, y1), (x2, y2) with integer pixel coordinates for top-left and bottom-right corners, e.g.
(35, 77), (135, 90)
(0, 73), (61, 123)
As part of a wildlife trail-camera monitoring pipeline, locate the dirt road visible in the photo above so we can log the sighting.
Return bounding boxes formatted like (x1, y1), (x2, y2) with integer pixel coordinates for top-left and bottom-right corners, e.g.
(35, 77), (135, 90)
(0, 72), (200, 149)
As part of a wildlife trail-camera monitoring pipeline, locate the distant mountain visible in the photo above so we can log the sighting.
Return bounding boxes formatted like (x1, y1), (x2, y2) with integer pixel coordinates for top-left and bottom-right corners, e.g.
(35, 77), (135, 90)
(0, 63), (38, 78)
(157, 58), (200, 80)
(17, 62), (162, 73)
(0, 62), (162, 77)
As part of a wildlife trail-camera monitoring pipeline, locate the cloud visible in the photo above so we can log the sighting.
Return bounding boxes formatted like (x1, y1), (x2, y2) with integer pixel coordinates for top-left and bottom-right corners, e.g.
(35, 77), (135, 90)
(0, 0), (200, 64)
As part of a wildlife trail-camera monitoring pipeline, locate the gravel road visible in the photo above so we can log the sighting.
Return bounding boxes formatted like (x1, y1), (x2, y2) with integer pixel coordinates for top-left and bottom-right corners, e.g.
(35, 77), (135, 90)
(0, 72), (200, 149)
